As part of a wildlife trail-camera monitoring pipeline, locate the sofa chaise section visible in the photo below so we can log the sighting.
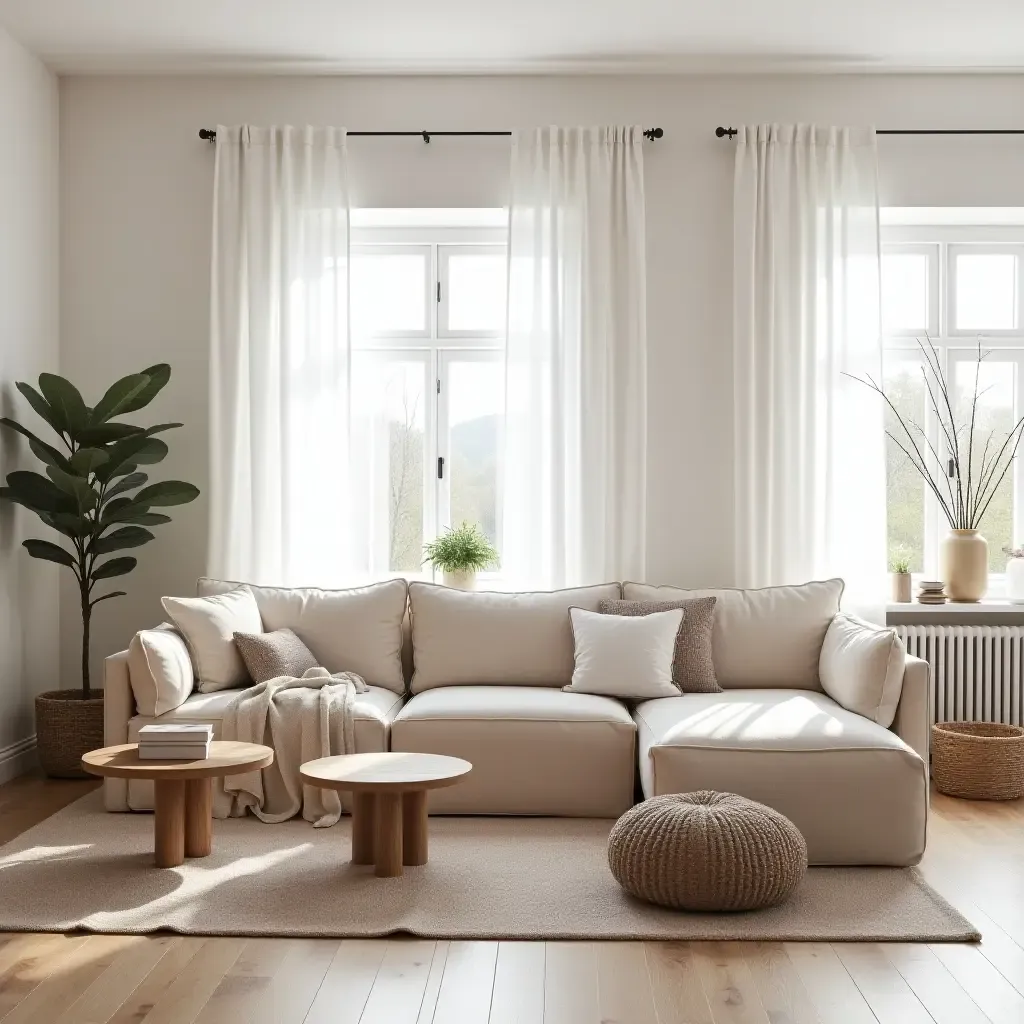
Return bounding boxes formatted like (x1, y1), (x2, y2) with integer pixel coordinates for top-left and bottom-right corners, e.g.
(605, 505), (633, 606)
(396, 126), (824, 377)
(392, 685), (636, 816)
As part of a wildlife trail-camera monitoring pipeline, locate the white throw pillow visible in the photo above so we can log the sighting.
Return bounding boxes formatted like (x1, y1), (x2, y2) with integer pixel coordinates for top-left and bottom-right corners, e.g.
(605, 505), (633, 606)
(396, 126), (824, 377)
(565, 606), (682, 699)
(161, 586), (263, 692)
(127, 624), (194, 717)
(819, 613), (906, 727)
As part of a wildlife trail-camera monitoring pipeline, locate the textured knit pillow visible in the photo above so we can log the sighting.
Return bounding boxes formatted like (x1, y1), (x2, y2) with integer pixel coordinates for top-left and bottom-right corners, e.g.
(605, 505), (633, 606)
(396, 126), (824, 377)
(233, 628), (319, 684)
(599, 596), (721, 693)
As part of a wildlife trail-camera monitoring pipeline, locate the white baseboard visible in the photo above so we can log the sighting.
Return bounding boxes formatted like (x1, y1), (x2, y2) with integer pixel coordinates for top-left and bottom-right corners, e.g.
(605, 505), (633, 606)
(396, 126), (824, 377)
(0, 736), (37, 785)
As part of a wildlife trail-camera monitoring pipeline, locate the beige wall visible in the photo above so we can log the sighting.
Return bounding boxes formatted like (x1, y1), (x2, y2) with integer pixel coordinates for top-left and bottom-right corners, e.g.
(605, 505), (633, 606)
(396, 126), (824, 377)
(0, 27), (60, 778)
(58, 72), (1024, 686)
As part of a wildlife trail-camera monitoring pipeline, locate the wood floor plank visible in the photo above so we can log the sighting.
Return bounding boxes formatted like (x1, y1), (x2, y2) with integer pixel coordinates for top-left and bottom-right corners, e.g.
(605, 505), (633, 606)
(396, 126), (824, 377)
(742, 942), (823, 1024)
(691, 942), (771, 1024)
(415, 941), (450, 1024)
(487, 942), (544, 1024)
(359, 939), (436, 1024)
(543, 942), (599, 1024)
(302, 939), (387, 1024)
(431, 941), (498, 1024)
(782, 943), (879, 1024)
(832, 944), (935, 1024)
(930, 943), (1024, 1024)
(106, 938), (207, 1024)
(0, 933), (89, 1019)
(644, 942), (715, 1024)
(596, 942), (659, 1024)
(881, 943), (989, 1024)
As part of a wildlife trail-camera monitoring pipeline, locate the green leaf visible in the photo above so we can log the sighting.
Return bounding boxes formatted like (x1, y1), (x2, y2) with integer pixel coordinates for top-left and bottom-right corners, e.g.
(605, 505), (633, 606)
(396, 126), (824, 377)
(23, 538), (76, 567)
(131, 438), (168, 465)
(15, 382), (61, 435)
(142, 422), (183, 436)
(108, 462), (139, 480)
(90, 374), (150, 424)
(117, 364), (171, 416)
(75, 422), (144, 446)
(38, 375), (89, 435)
(95, 435), (167, 481)
(134, 480), (200, 507)
(93, 525), (154, 554)
(69, 448), (109, 475)
(1, 418), (74, 472)
(104, 471), (147, 499)
(3, 471), (78, 514)
(91, 590), (127, 607)
(120, 511), (171, 526)
(39, 511), (89, 539)
(45, 465), (98, 509)
(91, 556), (137, 580)
(100, 496), (145, 524)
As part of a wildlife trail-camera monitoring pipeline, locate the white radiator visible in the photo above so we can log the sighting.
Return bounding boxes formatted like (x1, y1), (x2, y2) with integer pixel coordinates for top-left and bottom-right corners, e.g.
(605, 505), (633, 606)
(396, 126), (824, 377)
(897, 625), (1024, 726)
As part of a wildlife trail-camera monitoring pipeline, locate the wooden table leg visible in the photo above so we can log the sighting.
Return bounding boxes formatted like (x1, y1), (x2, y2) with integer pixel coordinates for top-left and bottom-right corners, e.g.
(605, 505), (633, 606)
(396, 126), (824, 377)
(184, 778), (213, 858)
(154, 780), (186, 868)
(351, 792), (376, 865)
(374, 792), (403, 877)
(402, 791), (428, 866)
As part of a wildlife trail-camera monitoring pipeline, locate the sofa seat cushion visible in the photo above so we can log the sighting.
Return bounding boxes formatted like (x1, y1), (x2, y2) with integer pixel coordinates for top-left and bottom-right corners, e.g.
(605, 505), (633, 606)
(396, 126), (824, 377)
(392, 686), (636, 816)
(125, 686), (404, 812)
(633, 689), (927, 866)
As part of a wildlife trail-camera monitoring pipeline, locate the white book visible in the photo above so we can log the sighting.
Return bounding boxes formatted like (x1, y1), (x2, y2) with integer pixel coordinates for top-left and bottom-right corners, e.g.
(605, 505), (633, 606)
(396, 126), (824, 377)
(138, 724), (213, 742)
(138, 744), (211, 760)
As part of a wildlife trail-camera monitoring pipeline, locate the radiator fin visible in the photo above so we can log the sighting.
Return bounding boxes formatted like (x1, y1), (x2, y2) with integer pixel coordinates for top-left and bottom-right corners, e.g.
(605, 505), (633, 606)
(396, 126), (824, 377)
(897, 625), (1024, 726)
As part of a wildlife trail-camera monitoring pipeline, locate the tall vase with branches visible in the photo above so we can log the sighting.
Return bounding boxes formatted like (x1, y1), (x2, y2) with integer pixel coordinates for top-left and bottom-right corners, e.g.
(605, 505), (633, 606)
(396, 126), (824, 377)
(850, 338), (1024, 601)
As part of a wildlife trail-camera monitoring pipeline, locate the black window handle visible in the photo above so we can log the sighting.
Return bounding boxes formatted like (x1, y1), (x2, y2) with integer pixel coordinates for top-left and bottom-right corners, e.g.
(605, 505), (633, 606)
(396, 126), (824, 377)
(437, 457), (444, 479)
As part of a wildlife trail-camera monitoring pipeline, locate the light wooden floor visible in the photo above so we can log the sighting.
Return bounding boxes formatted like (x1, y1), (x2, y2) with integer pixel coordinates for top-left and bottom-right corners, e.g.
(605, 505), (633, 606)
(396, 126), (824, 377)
(0, 776), (1023, 1023)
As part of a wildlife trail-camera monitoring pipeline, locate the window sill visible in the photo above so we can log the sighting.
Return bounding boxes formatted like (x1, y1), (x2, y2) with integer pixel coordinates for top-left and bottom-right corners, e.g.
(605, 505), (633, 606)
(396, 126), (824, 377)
(886, 599), (1024, 620)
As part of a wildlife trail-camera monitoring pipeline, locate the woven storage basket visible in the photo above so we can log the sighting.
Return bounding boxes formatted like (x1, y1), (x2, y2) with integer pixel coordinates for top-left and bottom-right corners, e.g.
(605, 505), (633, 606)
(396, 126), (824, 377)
(35, 691), (104, 779)
(932, 721), (1024, 800)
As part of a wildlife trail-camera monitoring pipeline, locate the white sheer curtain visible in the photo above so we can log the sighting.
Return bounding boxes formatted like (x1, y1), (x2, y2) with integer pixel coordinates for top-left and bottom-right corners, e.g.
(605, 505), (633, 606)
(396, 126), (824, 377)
(733, 125), (886, 615)
(502, 126), (648, 589)
(209, 125), (353, 585)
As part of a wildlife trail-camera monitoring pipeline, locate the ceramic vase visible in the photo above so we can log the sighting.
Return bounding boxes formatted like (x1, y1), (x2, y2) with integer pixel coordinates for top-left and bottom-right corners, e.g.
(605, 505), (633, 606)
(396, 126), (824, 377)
(890, 572), (912, 603)
(940, 529), (988, 602)
(1007, 558), (1024, 604)
(442, 569), (477, 591)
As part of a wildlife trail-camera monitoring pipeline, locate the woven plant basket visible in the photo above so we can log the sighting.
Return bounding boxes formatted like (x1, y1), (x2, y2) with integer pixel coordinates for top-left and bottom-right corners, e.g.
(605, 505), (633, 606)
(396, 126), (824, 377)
(932, 721), (1024, 800)
(35, 691), (104, 779)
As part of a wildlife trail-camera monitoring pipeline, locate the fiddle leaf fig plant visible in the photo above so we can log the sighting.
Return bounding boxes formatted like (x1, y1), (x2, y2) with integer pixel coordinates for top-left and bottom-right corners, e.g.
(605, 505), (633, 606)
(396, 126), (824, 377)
(0, 365), (199, 698)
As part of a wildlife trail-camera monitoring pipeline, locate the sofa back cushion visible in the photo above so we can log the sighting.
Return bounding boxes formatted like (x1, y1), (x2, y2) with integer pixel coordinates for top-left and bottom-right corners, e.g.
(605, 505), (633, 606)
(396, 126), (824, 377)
(128, 623), (194, 717)
(621, 579), (843, 689)
(409, 582), (621, 692)
(197, 577), (408, 693)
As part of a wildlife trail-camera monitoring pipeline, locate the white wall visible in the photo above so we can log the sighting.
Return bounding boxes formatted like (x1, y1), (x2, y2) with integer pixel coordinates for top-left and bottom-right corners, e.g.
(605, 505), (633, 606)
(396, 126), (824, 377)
(59, 72), (1024, 686)
(0, 27), (59, 779)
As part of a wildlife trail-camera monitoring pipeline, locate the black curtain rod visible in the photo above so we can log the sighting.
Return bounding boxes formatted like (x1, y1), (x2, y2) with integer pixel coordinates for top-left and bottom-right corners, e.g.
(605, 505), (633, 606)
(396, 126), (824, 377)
(199, 127), (664, 143)
(715, 126), (1024, 139)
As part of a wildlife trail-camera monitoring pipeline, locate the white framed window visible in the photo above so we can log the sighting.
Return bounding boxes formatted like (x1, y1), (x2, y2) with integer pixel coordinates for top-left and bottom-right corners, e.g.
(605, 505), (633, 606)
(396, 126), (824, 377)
(349, 212), (507, 579)
(882, 218), (1024, 587)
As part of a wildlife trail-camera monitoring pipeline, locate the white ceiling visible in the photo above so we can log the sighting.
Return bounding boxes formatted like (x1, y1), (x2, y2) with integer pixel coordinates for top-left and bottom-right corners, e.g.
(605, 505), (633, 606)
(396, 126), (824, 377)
(2, 0), (1024, 74)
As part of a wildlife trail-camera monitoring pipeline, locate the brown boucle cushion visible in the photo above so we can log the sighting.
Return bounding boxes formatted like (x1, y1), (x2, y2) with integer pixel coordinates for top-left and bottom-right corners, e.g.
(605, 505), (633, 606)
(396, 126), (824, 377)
(599, 596), (720, 693)
(233, 628), (319, 684)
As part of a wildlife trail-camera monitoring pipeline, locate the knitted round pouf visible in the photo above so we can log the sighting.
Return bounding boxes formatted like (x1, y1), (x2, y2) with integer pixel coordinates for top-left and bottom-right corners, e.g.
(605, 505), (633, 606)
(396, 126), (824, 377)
(608, 791), (808, 911)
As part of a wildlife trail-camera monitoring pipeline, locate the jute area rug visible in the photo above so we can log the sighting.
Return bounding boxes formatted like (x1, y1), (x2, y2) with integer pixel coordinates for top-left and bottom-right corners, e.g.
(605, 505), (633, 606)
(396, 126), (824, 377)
(0, 792), (977, 942)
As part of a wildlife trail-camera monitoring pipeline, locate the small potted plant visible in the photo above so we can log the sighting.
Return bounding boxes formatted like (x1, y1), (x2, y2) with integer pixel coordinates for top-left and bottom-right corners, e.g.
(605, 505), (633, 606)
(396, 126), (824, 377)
(1004, 545), (1024, 604)
(423, 521), (499, 590)
(890, 554), (912, 603)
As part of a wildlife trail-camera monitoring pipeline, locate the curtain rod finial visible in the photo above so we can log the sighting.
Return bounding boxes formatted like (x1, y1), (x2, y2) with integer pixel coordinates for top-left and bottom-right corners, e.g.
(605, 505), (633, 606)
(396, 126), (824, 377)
(716, 126), (738, 139)
(199, 128), (216, 141)
(643, 127), (663, 140)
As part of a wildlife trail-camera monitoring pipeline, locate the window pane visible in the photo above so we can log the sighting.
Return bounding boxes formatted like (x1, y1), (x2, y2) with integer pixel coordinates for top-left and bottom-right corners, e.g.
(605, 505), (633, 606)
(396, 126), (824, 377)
(352, 356), (425, 573)
(884, 358), (927, 573)
(954, 358), (1016, 571)
(446, 252), (507, 333)
(882, 252), (930, 333)
(955, 253), (1018, 331)
(447, 359), (503, 554)
(352, 252), (427, 336)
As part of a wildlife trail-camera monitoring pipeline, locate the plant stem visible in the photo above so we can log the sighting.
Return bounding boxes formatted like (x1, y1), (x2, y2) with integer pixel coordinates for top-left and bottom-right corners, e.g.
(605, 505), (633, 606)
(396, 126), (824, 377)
(80, 582), (91, 699)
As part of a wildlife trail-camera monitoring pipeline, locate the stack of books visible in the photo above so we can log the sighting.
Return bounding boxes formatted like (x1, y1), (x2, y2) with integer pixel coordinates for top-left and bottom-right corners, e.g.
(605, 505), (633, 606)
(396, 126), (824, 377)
(137, 723), (213, 760)
(917, 581), (948, 605)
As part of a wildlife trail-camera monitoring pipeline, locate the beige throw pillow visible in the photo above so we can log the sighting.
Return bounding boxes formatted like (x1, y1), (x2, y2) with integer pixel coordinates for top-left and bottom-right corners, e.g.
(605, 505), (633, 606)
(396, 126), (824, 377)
(127, 624), (194, 717)
(565, 607), (682, 699)
(233, 628), (319, 684)
(599, 597), (720, 693)
(162, 585), (263, 692)
(819, 613), (906, 727)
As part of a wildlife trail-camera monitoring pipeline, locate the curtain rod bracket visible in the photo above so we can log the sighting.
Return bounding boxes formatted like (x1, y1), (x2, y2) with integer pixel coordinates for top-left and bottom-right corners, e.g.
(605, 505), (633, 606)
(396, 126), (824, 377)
(422, 130), (430, 144)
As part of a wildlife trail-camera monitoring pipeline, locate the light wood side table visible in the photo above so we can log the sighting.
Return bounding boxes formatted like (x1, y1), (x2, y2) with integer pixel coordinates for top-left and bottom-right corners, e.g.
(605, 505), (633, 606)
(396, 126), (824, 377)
(300, 752), (472, 877)
(82, 741), (274, 867)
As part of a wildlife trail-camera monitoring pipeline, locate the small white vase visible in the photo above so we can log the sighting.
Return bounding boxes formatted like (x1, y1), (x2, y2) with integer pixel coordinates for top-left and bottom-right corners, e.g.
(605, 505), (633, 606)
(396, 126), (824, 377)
(442, 569), (476, 591)
(940, 529), (988, 602)
(1008, 558), (1024, 604)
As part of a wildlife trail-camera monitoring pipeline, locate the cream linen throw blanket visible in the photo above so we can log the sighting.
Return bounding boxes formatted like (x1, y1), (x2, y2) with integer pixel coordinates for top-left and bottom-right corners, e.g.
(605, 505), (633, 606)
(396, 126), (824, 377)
(218, 667), (368, 827)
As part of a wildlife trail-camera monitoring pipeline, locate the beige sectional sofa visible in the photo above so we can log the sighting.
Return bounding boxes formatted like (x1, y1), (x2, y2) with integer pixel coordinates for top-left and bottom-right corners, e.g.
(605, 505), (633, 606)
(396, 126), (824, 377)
(104, 576), (929, 865)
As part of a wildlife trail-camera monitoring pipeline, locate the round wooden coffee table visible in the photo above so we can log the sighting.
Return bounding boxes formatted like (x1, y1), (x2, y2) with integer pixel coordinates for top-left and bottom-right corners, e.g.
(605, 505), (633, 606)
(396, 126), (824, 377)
(300, 752), (472, 877)
(82, 741), (274, 868)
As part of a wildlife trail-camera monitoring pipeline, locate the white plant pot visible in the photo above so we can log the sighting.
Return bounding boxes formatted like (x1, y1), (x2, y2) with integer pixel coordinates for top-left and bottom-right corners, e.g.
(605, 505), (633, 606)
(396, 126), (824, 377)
(442, 569), (477, 591)
(1008, 558), (1024, 604)
(890, 572), (912, 603)
(940, 529), (988, 602)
